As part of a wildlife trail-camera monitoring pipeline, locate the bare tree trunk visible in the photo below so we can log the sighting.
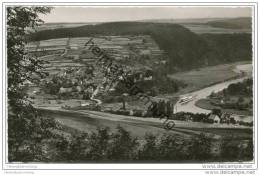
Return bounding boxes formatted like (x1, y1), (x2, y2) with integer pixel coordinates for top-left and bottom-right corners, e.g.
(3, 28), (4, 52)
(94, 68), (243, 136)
(122, 99), (126, 110)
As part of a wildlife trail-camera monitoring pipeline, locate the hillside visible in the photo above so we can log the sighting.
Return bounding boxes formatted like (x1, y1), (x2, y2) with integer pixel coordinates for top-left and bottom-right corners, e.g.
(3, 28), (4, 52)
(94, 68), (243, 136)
(207, 17), (251, 29)
(28, 22), (252, 72)
(201, 33), (252, 64)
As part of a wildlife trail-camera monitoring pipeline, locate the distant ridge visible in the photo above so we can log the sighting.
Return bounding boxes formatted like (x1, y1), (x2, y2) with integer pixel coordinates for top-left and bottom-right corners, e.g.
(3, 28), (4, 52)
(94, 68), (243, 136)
(140, 17), (252, 31)
(207, 17), (251, 29)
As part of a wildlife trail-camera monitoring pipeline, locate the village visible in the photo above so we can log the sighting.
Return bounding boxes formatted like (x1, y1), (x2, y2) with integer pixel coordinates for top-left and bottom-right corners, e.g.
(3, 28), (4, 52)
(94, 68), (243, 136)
(24, 33), (254, 129)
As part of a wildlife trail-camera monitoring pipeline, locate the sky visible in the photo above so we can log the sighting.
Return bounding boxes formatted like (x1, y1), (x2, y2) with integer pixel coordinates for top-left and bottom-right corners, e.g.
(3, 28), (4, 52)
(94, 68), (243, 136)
(40, 6), (252, 23)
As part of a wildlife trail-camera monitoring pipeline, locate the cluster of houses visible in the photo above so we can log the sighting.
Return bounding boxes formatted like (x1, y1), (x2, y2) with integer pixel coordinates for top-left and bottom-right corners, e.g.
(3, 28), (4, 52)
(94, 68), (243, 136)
(42, 67), (97, 99)
(170, 110), (252, 126)
(207, 112), (252, 125)
(130, 68), (153, 82)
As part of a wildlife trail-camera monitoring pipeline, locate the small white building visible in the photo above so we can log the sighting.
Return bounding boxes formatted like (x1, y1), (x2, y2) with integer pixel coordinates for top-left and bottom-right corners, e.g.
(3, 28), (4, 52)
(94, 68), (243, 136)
(208, 114), (221, 123)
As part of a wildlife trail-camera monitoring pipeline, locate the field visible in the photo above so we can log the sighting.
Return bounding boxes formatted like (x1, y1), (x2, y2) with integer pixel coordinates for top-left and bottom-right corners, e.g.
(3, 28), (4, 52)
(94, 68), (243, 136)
(181, 24), (251, 34)
(168, 61), (251, 94)
(25, 35), (166, 88)
(27, 35), (164, 66)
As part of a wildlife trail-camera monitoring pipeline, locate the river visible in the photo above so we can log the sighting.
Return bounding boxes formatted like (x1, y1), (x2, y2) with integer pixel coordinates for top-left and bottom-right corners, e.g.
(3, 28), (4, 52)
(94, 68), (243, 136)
(174, 64), (252, 114)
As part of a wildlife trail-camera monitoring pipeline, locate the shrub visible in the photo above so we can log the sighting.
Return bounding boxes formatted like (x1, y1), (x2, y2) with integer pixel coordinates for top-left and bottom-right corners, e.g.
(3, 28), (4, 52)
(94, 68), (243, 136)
(220, 136), (240, 161)
(50, 126), (252, 163)
(138, 134), (159, 161)
(186, 133), (212, 161)
(107, 126), (139, 161)
(157, 134), (187, 161)
(133, 109), (143, 117)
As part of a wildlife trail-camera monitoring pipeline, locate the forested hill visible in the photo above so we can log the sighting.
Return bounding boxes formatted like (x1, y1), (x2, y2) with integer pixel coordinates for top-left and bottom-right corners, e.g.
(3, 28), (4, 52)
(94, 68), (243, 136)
(28, 22), (252, 72)
(207, 17), (251, 29)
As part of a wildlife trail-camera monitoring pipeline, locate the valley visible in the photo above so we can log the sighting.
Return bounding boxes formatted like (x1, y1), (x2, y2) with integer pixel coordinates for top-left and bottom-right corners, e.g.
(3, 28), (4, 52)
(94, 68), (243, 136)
(26, 32), (253, 140)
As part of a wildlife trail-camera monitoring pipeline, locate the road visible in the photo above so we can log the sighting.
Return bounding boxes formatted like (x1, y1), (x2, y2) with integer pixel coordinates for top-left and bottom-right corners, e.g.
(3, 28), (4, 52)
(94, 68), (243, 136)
(36, 63), (252, 139)
(39, 107), (251, 140)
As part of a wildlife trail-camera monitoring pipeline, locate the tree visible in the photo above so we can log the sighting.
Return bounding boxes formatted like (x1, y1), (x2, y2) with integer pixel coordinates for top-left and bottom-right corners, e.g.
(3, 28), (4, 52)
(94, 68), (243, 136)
(220, 136), (240, 161)
(107, 126), (139, 161)
(157, 134), (186, 161)
(86, 127), (110, 161)
(187, 133), (212, 160)
(7, 7), (56, 162)
(240, 139), (254, 161)
(121, 93), (129, 110)
(138, 134), (159, 161)
(238, 96), (244, 103)
(211, 108), (222, 116)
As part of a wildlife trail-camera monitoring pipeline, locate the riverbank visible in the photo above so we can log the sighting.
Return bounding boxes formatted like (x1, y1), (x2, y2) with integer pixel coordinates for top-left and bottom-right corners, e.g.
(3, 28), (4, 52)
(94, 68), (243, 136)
(168, 61), (252, 95)
(195, 98), (253, 116)
(173, 62), (252, 114)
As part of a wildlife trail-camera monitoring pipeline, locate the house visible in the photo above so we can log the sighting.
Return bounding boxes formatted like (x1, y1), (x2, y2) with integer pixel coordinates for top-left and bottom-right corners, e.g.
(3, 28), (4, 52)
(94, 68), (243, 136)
(144, 76), (153, 81)
(59, 87), (73, 94)
(70, 44), (78, 50)
(208, 114), (221, 123)
(132, 68), (153, 82)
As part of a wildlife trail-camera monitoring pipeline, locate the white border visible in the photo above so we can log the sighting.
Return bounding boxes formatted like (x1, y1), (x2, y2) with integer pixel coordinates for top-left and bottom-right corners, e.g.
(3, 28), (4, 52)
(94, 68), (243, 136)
(0, 1), (259, 174)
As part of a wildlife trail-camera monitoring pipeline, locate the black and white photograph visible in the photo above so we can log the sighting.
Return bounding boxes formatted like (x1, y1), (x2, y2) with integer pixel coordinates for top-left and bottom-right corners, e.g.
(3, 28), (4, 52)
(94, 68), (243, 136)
(1, 1), (259, 175)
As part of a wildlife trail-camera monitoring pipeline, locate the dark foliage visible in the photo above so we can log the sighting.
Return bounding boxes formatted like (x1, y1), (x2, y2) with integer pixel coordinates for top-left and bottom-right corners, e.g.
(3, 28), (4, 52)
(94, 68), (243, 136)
(220, 136), (253, 161)
(7, 7), (59, 162)
(201, 33), (252, 65)
(48, 126), (253, 163)
(207, 17), (251, 29)
(225, 78), (253, 96)
(187, 133), (212, 161)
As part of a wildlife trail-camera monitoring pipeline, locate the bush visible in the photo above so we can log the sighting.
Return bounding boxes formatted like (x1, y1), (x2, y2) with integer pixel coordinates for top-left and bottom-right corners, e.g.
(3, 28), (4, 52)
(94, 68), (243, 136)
(85, 127), (111, 161)
(46, 126), (254, 162)
(133, 109), (144, 117)
(111, 110), (130, 116)
(220, 137), (253, 162)
(107, 126), (139, 161)
(138, 134), (159, 161)
(220, 136), (240, 161)
(157, 134), (187, 161)
(186, 133), (212, 161)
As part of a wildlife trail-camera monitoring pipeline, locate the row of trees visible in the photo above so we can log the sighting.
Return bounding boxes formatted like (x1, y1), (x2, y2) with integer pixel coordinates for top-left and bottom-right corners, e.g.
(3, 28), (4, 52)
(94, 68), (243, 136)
(25, 125), (253, 162)
(7, 7), (62, 162)
(209, 78), (253, 111)
(225, 78), (253, 96)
